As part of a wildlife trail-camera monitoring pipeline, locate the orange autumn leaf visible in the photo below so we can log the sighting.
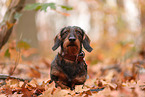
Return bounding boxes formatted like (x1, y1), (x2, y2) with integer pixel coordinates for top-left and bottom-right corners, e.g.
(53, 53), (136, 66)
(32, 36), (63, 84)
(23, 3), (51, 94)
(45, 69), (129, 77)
(53, 9), (70, 16)
(6, 21), (15, 29)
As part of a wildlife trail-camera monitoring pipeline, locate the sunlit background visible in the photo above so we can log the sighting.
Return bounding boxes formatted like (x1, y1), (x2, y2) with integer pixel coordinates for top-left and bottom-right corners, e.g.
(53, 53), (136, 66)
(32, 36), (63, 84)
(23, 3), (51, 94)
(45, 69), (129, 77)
(0, 0), (145, 69)
(0, 0), (143, 61)
(0, 0), (145, 96)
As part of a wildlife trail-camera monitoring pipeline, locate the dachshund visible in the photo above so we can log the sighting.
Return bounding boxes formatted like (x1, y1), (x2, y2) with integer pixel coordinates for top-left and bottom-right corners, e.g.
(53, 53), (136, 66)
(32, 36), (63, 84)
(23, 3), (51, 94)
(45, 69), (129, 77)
(50, 26), (93, 90)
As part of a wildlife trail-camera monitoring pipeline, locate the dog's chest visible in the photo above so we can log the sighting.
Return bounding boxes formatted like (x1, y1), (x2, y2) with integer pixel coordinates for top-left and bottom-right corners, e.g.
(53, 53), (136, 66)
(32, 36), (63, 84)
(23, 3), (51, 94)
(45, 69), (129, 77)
(58, 59), (85, 78)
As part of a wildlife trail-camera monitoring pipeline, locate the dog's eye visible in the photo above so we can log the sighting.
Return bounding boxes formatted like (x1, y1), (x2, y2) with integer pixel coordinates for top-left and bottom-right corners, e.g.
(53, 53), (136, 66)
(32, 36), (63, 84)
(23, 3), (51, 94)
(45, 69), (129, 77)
(76, 31), (82, 35)
(61, 31), (68, 37)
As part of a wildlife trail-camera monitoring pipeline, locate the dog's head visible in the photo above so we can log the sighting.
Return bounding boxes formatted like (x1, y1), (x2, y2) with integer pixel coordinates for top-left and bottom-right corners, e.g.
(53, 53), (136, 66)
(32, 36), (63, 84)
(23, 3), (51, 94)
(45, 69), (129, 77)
(52, 26), (93, 55)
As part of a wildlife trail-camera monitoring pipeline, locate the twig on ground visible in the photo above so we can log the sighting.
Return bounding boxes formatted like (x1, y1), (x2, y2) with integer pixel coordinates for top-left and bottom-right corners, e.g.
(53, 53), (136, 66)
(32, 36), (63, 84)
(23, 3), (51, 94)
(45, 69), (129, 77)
(0, 74), (31, 82)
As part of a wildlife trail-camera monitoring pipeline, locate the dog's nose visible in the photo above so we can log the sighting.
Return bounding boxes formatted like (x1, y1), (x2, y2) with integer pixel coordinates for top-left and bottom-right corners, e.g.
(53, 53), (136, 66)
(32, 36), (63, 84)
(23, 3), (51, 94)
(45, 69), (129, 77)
(69, 37), (76, 42)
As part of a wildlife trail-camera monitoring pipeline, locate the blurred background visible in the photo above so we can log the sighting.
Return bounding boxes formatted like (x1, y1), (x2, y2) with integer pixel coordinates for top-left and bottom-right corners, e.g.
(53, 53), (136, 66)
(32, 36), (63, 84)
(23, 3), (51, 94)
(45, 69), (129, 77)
(0, 0), (145, 80)
(0, 0), (145, 96)
(0, 0), (145, 60)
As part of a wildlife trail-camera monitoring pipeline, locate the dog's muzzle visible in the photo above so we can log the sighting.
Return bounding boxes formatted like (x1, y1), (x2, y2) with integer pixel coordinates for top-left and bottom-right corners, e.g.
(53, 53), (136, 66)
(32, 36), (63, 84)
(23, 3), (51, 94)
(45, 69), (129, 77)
(68, 33), (76, 42)
(69, 37), (76, 42)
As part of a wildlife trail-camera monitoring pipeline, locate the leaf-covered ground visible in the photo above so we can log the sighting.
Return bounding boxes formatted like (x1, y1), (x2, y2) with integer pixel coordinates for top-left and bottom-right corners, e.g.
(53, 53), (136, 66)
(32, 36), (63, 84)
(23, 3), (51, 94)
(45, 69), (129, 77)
(0, 41), (145, 97)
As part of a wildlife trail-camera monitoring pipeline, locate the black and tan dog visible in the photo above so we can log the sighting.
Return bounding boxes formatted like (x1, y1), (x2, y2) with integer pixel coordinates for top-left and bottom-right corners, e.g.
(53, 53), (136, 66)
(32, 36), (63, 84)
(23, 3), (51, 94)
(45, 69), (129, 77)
(50, 26), (93, 90)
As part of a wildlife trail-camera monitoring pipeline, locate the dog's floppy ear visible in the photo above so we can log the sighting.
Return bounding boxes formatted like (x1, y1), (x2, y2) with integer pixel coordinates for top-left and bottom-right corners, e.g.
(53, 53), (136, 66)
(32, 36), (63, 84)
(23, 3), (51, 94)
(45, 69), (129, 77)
(83, 34), (93, 52)
(52, 27), (66, 51)
(52, 34), (62, 51)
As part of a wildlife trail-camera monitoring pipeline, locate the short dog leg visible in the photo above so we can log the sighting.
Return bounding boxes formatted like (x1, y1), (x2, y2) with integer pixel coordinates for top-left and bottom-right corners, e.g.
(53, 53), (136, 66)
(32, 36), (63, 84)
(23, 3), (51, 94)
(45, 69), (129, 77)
(55, 83), (58, 88)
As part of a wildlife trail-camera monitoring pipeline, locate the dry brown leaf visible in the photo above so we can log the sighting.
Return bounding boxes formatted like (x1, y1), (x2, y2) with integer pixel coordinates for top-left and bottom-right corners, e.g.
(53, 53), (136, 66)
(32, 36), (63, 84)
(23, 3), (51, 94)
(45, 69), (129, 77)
(22, 48), (37, 57)
(39, 88), (53, 97)
(28, 67), (41, 78)
(28, 79), (38, 88)
(21, 82), (33, 97)
(52, 88), (70, 97)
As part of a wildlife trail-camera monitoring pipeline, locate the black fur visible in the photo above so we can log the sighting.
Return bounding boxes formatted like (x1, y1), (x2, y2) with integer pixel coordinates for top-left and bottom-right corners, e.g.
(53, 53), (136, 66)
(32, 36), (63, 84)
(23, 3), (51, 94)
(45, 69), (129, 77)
(51, 54), (87, 90)
(50, 26), (92, 90)
(52, 37), (62, 51)
(83, 35), (93, 52)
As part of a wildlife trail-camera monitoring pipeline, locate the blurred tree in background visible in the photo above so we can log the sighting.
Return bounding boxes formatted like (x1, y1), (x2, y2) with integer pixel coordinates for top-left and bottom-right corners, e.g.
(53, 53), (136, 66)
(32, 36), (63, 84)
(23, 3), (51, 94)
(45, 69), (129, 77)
(0, 0), (145, 60)
(0, 0), (145, 96)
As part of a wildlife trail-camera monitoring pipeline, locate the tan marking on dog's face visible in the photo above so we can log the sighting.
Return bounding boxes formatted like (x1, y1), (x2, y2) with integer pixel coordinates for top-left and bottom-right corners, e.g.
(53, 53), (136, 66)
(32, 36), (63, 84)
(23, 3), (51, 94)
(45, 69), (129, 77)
(63, 37), (80, 55)
(60, 26), (83, 55)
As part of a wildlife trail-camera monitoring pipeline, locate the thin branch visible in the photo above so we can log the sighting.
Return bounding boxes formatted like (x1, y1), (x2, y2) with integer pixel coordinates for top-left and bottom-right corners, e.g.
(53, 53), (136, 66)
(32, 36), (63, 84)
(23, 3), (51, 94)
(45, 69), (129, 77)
(9, 49), (21, 76)
(0, 74), (31, 82)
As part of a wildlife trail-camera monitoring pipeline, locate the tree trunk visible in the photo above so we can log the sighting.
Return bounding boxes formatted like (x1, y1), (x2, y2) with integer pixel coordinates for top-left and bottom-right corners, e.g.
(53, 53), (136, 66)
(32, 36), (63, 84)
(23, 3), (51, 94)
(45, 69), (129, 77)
(0, 0), (25, 50)
(140, 1), (145, 59)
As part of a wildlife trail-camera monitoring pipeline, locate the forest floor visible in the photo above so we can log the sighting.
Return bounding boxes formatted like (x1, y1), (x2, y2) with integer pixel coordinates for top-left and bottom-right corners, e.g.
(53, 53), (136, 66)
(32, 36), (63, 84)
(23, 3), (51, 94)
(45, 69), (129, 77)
(0, 41), (145, 97)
